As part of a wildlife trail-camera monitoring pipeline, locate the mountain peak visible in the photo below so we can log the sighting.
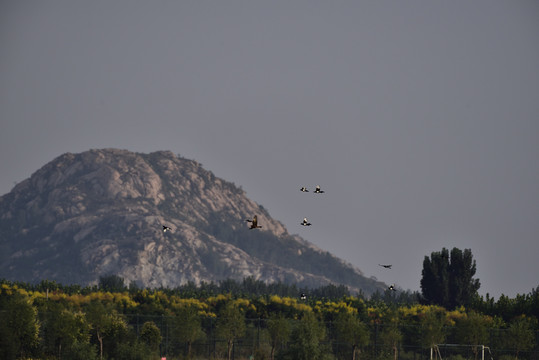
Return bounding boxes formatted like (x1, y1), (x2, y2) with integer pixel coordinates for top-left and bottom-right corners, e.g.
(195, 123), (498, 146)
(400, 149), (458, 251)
(0, 149), (386, 294)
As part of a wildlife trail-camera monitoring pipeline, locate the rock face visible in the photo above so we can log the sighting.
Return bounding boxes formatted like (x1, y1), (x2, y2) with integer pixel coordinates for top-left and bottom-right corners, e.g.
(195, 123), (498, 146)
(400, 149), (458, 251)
(0, 149), (386, 294)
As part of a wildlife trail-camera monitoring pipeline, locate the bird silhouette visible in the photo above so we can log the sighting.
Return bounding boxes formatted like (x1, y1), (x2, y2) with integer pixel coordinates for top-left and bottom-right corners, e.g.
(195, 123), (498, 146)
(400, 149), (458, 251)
(246, 215), (262, 229)
(300, 293), (307, 300)
(378, 264), (392, 269)
(300, 186), (309, 192)
(162, 225), (172, 232)
(314, 185), (325, 194)
(300, 217), (312, 226)
(388, 284), (397, 291)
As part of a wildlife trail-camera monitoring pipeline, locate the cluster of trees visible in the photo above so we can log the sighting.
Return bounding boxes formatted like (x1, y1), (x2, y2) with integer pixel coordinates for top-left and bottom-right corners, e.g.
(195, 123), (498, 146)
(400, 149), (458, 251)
(419, 247), (539, 322)
(11, 275), (359, 300)
(1, 280), (538, 360)
(420, 248), (481, 309)
(0, 247), (538, 360)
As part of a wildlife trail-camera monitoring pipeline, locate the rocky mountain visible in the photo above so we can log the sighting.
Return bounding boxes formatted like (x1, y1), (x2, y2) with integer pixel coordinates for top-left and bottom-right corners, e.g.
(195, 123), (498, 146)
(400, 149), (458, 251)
(0, 149), (386, 294)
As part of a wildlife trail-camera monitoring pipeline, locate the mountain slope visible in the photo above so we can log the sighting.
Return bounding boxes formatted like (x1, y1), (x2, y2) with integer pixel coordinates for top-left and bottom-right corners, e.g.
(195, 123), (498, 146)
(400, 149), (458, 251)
(0, 149), (386, 294)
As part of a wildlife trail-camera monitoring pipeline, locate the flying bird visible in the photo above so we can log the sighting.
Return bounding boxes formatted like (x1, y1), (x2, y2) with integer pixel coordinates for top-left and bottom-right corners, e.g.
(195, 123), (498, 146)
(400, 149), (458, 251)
(300, 217), (312, 226)
(162, 225), (172, 232)
(300, 186), (309, 192)
(246, 215), (262, 229)
(388, 284), (397, 291)
(378, 264), (392, 269)
(300, 293), (307, 300)
(314, 185), (325, 194)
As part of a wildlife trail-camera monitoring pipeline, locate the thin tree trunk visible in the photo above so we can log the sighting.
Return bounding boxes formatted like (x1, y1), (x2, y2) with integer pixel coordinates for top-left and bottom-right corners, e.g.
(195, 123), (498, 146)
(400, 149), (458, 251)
(227, 339), (233, 360)
(97, 332), (103, 360)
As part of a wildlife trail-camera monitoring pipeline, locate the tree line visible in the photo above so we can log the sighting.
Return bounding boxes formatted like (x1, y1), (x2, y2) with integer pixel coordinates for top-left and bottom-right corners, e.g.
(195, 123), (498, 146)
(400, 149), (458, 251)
(0, 247), (538, 360)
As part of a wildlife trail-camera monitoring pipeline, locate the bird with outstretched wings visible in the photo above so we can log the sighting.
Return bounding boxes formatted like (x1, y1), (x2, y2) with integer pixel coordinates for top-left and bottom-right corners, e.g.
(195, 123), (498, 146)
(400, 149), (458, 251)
(246, 215), (262, 229)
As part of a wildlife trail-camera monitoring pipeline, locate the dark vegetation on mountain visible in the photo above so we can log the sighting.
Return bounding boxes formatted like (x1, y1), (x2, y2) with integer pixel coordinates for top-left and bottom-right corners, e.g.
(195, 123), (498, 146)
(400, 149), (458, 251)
(0, 148), (386, 294)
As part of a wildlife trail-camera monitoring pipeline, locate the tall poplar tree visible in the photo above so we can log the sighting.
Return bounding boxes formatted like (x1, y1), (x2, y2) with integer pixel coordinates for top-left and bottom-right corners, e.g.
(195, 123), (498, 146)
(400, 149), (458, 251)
(420, 247), (480, 309)
(448, 248), (481, 309)
(420, 248), (450, 307)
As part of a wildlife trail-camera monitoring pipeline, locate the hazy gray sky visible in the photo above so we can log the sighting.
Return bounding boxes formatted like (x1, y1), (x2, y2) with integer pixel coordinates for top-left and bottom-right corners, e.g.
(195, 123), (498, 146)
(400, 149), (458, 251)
(1, 1), (538, 298)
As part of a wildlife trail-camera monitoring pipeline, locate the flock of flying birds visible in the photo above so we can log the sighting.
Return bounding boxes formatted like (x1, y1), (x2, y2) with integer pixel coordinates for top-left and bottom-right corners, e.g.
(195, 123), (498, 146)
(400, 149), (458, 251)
(161, 184), (397, 297)
(246, 185), (323, 229)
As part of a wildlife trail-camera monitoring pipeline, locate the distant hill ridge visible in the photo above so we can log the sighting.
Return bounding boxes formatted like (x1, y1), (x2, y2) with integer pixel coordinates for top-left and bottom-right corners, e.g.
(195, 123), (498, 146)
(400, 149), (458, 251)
(0, 148), (386, 294)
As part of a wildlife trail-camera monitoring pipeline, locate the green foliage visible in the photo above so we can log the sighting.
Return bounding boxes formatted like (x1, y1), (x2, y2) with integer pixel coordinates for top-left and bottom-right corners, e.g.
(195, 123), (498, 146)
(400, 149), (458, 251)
(114, 340), (153, 360)
(40, 301), (92, 358)
(170, 304), (205, 357)
(139, 321), (162, 353)
(448, 248), (481, 309)
(98, 274), (126, 292)
(473, 286), (539, 322)
(216, 301), (247, 360)
(369, 288), (421, 307)
(0, 291), (40, 359)
(454, 311), (491, 360)
(334, 310), (369, 360)
(84, 300), (108, 358)
(0, 278), (538, 359)
(310, 283), (351, 299)
(378, 309), (403, 360)
(84, 299), (131, 359)
(503, 316), (536, 359)
(286, 312), (328, 360)
(419, 307), (446, 348)
(103, 311), (132, 358)
(421, 247), (480, 309)
(267, 313), (292, 360)
(62, 339), (98, 360)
